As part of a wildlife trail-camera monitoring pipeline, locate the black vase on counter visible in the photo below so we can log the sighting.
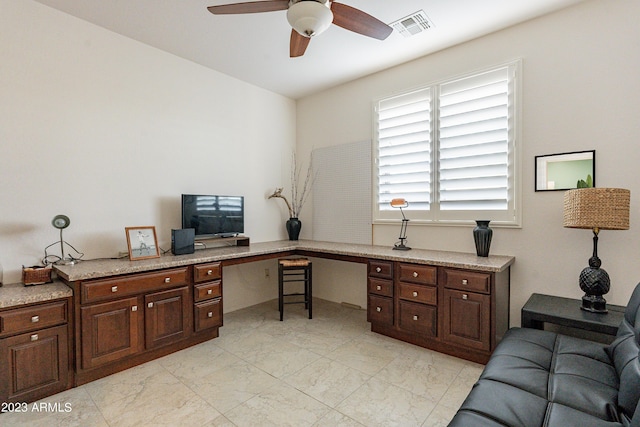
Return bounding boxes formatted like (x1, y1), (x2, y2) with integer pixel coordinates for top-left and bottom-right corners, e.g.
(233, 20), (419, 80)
(286, 218), (302, 241)
(473, 220), (493, 257)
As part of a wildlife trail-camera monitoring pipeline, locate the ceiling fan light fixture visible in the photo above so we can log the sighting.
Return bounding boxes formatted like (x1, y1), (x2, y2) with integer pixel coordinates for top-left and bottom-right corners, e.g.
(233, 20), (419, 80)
(287, 1), (333, 38)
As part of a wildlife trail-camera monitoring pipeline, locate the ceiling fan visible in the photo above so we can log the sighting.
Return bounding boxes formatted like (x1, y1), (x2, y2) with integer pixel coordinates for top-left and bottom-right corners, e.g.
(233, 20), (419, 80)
(207, 0), (393, 58)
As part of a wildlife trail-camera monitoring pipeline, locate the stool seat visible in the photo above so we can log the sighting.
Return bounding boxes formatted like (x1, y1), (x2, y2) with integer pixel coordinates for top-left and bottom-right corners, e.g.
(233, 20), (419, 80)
(278, 258), (312, 321)
(279, 258), (311, 267)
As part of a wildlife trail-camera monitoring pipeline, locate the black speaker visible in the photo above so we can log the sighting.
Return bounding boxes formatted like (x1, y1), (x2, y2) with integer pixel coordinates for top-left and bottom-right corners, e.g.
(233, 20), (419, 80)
(171, 228), (195, 255)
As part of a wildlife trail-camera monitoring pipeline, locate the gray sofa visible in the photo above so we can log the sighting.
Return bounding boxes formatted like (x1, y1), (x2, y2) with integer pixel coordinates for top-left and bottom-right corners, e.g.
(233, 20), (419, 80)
(449, 283), (640, 427)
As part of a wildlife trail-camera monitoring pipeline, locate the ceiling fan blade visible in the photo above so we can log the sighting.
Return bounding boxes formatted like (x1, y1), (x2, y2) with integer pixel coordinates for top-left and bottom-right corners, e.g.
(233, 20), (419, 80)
(290, 29), (311, 58)
(330, 2), (393, 40)
(207, 0), (289, 15)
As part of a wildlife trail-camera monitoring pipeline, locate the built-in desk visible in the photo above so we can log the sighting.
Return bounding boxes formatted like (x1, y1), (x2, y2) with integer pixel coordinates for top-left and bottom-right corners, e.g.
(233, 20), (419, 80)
(53, 240), (513, 385)
(54, 240), (514, 281)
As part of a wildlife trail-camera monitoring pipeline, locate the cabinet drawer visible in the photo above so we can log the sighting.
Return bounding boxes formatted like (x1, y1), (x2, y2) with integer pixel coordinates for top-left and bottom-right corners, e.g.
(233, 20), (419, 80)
(398, 301), (437, 336)
(0, 300), (68, 337)
(367, 278), (393, 298)
(194, 281), (222, 302)
(367, 295), (393, 326)
(81, 267), (189, 304)
(442, 269), (491, 294)
(398, 264), (437, 285)
(398, 283), (437, 305)
(194, 299), (222, 332)
(194, 263), (222, 283)
(368, 261), (393, 280)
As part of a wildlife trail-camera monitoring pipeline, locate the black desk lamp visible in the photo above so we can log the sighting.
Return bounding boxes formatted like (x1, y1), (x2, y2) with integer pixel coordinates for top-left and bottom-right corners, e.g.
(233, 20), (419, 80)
(391, 198), (411, 251)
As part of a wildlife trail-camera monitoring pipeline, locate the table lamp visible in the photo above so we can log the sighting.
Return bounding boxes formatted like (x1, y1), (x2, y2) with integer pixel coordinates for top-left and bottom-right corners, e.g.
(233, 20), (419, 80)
(563, 188), (630, 313)
(390, 198), (411, 251)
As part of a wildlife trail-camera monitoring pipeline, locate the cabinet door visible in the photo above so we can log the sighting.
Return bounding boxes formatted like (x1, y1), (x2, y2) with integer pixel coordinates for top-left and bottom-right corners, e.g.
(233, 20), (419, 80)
(442, 289), (491, 351)
(145, 286), (191, 349)
(0, 324), (69, 403)
(81, 297), (141, 370)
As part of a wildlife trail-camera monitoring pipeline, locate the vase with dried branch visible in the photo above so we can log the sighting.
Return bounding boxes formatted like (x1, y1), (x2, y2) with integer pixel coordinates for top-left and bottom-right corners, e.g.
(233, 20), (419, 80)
(268, 152), (315, 240)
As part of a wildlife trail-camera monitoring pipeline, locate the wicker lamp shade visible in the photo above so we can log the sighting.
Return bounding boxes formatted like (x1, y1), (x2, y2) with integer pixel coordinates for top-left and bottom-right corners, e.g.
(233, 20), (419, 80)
(563, 188), (630, 230)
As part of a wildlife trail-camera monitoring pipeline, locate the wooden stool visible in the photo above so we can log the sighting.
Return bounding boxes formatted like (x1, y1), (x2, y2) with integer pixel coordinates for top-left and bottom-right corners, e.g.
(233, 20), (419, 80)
(278, 258), (312, 321)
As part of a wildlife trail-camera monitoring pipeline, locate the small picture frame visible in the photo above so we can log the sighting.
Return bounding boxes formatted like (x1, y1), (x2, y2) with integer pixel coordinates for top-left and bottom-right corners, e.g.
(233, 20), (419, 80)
(125, 226), (160, 261)
(535, 150), (596, 191)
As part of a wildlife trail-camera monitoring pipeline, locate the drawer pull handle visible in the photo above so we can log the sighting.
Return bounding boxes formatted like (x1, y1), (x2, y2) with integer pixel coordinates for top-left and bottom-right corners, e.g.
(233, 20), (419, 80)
(376, 285), (381, 291)
(413, 315), (419, 321)
(31, 315), (40, 323)
(148, 302), (154, 308)
(376, 306), (382, 312)
(207, 289), (213, 295)
(164, 278), (171, 283)
(412, 291), (418, 297)
(412, 272), (418, 278)
(31, 334), (38, 341)
(375, 267), (382, 273)
(111, 286), (118, 293)
(462, 294), (469, 300)
(207, 270), (213, 275)
(207, 312), (213, 318)
(462, 279), (468, 285)
(132, 305), (138, 312)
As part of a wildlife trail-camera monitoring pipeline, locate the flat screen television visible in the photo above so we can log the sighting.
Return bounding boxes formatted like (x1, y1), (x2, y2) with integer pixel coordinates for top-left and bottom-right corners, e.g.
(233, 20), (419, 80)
(181, 194), (244, 239)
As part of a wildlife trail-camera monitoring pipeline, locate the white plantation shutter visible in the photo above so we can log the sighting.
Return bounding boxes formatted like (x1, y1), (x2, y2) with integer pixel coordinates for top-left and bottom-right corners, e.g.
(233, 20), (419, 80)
(376, 88), (431, 212)
(438, 66), (512, 212)
(374, 61), (520, 225)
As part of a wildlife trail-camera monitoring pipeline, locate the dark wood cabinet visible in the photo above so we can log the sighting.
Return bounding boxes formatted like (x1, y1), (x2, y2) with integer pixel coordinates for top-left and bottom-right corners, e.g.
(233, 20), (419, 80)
(367, 261), (394, 326)
(193, 262), (223, 333)
(70, 264), (223, 385)
(368, 261), (509, 364)
(80, 296), (141, 369)
(396, 263), (438, 337)
(0, 298), (72, 403)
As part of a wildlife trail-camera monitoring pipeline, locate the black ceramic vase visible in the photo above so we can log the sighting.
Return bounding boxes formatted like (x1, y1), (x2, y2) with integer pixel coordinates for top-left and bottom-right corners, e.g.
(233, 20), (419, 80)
(473, 220), (492, 257)
(286, 218), (302, 241)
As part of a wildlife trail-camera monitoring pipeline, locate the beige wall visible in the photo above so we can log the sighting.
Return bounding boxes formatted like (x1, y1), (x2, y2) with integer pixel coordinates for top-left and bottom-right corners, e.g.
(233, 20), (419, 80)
(2, 0), (639, 320)
(0, 1), (295, 310)
(297, 0), (640, 324)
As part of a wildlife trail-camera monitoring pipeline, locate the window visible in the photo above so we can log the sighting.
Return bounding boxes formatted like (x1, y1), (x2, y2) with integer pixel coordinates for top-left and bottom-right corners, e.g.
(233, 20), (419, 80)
(374, 61), (521, 226)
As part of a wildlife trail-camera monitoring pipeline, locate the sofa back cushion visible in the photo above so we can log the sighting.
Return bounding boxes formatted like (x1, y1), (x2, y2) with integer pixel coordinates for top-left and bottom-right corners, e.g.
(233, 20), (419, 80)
(606, 282), (640, 423)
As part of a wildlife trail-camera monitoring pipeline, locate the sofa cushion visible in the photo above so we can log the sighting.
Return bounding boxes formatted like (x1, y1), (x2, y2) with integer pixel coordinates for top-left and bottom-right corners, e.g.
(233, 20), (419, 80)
(480, 328), (619, 420)
(450, 378), (624, 427)
(606, 283), (640, 423)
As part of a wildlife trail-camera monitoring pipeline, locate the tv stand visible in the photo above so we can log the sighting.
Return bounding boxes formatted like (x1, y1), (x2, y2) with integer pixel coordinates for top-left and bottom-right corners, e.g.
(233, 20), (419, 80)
(195, 236), (250, 249)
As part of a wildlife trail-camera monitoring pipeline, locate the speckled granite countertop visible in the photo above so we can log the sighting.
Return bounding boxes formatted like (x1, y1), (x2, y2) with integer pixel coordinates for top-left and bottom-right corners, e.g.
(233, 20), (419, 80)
(54, 240), (514, 282)
(0, 281), (73, 309)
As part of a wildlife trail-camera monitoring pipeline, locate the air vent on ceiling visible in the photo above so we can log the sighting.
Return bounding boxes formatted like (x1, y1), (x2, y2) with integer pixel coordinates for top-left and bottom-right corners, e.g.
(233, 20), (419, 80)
(391, 10), (434, 38)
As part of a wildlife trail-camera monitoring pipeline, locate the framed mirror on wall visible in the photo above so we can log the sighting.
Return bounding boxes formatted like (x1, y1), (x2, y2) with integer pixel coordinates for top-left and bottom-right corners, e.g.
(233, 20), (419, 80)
(535, 150), (595, 191)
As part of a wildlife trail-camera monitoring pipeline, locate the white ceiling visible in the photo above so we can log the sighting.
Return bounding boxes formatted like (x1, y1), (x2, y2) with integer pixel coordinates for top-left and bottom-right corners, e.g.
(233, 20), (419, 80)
(33, 0), (584, 99)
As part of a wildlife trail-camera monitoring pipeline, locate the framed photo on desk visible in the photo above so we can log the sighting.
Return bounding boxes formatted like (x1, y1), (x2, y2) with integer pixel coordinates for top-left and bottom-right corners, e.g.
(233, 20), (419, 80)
(125, 226), (160, 261)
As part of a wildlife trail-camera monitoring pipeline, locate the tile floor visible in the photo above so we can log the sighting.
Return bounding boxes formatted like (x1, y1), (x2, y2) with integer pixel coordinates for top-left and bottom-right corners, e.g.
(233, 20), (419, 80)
(2, 299), (482, 427)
